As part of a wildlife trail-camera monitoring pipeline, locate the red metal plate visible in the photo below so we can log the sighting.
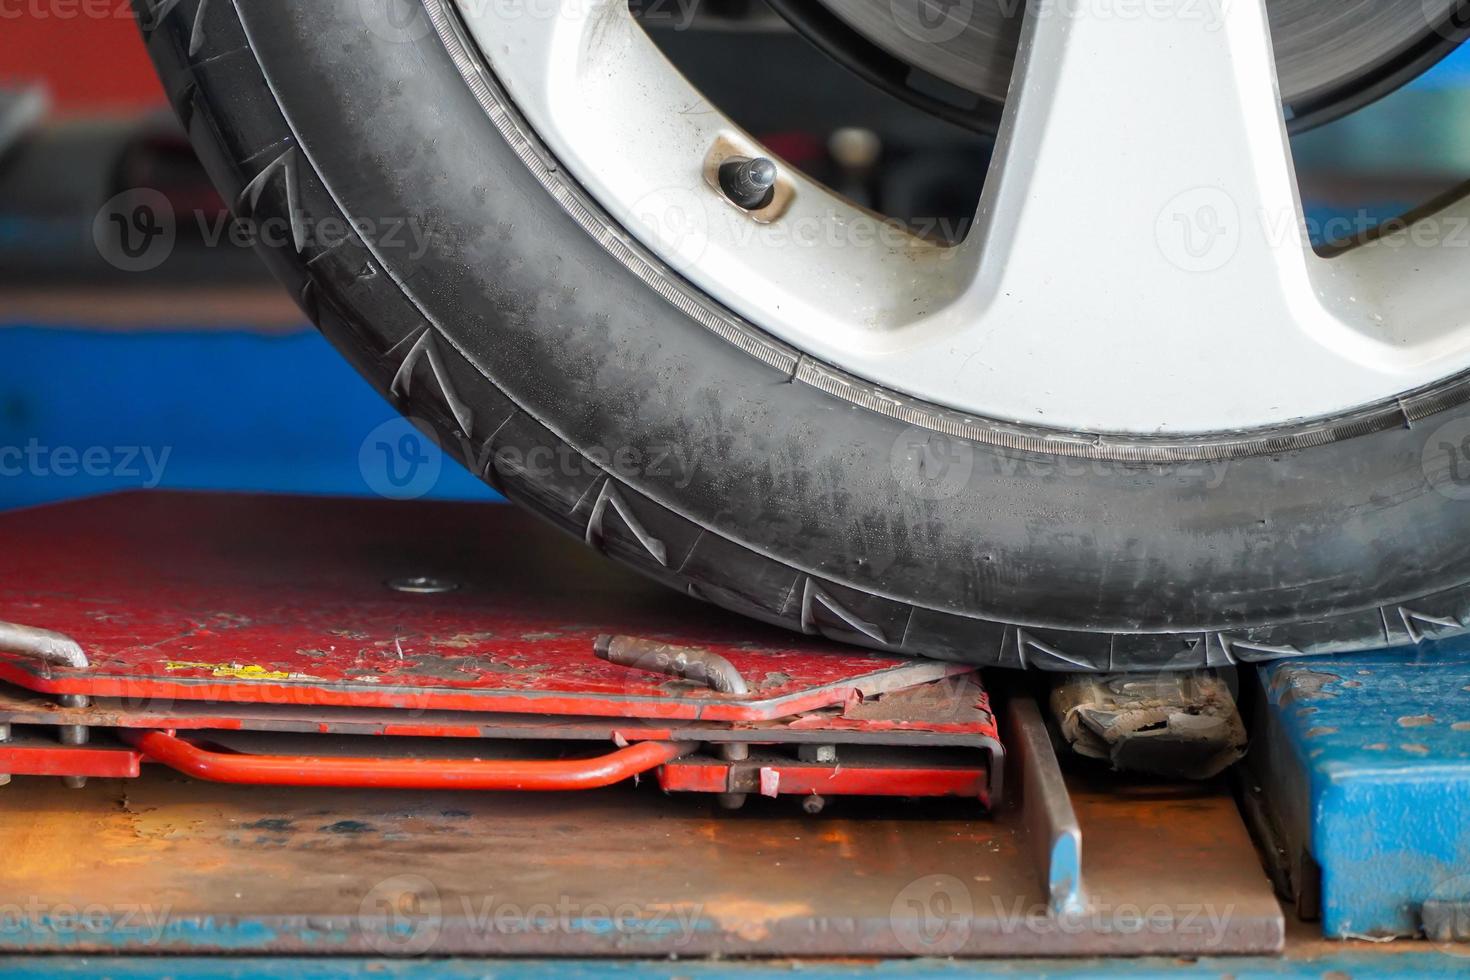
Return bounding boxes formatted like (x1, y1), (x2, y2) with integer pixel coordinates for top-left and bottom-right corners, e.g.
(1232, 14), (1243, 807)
(0, 493), (965, 721)
(0, 738), (141, 778)
(659, 754), (992, 801)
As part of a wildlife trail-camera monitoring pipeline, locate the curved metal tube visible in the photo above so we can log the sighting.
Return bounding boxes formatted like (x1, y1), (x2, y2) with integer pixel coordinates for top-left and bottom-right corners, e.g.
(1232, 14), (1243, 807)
(123, 730), (696, 791)
(594, 635), (750, 695)
(0, 620), (88, 669)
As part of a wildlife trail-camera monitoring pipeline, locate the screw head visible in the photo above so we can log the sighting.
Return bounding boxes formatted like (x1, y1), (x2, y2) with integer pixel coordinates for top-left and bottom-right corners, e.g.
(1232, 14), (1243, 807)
(719, 157), (779, 211)
(387, 576), (460, 595)
(745, 158), (777, 190)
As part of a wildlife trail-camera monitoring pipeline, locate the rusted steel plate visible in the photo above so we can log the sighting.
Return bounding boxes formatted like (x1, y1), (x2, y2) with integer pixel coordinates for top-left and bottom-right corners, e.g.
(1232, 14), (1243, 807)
(0, 767), (1279, 956)
(0, 493), (968, 721)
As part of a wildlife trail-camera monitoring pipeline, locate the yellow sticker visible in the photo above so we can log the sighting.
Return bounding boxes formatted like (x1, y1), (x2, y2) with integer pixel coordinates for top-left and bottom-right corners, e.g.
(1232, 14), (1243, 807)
(164, 661), (306, 681)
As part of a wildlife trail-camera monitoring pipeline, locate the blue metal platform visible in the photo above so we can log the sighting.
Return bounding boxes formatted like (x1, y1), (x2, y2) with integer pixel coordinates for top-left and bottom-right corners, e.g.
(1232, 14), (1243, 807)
(1254, 644), (1470, 940)
(2, 951), (1468, 980)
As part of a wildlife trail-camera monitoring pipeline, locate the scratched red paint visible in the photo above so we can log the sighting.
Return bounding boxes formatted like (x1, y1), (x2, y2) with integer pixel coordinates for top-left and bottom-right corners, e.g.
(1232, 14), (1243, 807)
(659, 762), (991, 801)
(0, 493), (969, 722)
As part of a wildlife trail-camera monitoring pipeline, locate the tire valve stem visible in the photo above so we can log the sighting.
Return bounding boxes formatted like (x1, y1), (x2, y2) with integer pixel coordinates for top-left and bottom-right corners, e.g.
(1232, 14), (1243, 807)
(719, 157), (778, 211)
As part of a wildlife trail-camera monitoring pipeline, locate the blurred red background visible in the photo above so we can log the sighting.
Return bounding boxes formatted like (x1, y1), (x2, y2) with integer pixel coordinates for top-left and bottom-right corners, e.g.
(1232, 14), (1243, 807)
(2, 7), (165, 110)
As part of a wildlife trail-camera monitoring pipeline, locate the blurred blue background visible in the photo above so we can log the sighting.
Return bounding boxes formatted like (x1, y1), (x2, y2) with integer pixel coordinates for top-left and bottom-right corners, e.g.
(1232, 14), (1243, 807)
(0, 328), (498, 511)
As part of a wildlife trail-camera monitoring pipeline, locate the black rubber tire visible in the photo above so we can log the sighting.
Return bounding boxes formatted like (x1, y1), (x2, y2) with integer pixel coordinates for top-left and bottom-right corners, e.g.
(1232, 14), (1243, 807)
(134, 0), (1470, 672)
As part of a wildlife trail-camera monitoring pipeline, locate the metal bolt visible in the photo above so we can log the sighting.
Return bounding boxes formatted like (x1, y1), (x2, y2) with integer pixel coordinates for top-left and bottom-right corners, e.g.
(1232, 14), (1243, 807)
(0, 722), (10, 787)
(716, 742), (750, 810)
(57, 695), (88, 789)
(797, 743), (838, 765)
(58, 694), (88, 748)
(387, 576), (460, 595)
(802, 794), (827, 815)
(718, 157), (778, 211)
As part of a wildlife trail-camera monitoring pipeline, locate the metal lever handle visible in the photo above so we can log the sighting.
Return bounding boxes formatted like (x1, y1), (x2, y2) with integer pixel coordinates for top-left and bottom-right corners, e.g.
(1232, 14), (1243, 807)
(0, 620), (88, 669)
(594, 634), (750, 695)
(122, 730), (695, 791)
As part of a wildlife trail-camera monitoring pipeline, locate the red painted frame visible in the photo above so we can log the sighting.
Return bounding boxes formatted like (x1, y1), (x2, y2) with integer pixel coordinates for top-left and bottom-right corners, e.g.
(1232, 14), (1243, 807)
(0, 493), (1001, 803)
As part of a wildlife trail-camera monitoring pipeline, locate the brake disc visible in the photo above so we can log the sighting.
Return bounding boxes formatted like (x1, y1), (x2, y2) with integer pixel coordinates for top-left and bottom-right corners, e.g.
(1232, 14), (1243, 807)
(790, 0), (1467, 130)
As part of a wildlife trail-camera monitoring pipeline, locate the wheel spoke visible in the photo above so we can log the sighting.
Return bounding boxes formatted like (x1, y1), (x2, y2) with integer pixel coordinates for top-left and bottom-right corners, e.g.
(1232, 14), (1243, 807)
(1327, 190), (1470, 364)
(454, 0), (964, 348)
(968, 0), (1307, 300)
(453, 0), (1470, 434)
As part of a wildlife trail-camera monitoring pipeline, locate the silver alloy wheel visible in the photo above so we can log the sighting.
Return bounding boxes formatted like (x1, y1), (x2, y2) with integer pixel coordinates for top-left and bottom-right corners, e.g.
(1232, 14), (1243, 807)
(451, 0), (1470, 437)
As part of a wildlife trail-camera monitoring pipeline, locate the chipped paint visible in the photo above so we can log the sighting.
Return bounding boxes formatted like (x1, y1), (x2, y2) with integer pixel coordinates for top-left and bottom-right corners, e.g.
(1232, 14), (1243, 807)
(697, 897), (815, 943)
(0, 494), (968, 725)
(164, 662), (316, 682)
(1257, 650), (1470, 939)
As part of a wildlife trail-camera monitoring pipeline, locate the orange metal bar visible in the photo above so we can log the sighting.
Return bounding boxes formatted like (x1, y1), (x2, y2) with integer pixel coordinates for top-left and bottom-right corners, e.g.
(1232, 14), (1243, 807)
(122, 730), (696, 791)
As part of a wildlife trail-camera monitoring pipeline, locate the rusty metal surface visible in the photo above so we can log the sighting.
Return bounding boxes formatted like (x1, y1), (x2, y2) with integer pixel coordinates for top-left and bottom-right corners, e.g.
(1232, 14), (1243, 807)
(595, 634), (751, 695)
(0, 492), (968, 722)
(0, 763), (1280, 956)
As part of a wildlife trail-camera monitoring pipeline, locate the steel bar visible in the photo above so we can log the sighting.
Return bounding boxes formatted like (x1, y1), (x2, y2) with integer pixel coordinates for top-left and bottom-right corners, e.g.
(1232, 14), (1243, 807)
(1006, 695), (1085, 917)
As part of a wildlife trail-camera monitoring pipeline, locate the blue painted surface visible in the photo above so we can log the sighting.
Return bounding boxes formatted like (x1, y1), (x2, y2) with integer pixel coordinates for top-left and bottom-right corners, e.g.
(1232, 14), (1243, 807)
(1258, 644), (1470, 939)
(0, 953), (1466, 979)
(1413, 39), (1470, 89)
(0, 326), (499, 511)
